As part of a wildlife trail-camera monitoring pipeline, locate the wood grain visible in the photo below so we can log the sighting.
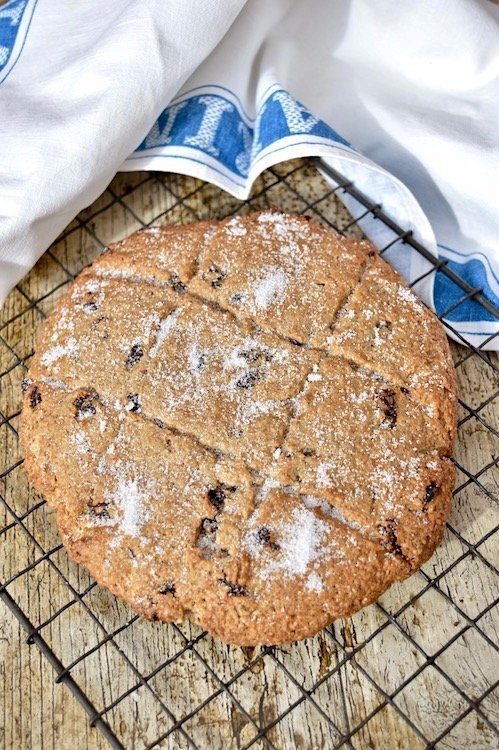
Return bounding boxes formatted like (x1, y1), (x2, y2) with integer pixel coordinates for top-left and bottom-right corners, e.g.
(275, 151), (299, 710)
(1, 161), (498, 750)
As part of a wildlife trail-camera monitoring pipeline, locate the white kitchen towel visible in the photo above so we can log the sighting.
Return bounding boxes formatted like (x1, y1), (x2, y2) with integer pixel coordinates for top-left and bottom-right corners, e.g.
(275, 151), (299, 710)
(1, 0), (498, 348)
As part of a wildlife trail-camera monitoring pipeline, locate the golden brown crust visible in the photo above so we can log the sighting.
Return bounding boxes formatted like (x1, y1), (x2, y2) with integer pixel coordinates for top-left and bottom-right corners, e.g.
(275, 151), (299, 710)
(20, 211), (457, 645)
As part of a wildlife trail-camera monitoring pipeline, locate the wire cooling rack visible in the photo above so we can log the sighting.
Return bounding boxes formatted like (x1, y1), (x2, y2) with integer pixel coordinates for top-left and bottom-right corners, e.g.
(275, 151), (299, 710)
(1, 158), (498, 750)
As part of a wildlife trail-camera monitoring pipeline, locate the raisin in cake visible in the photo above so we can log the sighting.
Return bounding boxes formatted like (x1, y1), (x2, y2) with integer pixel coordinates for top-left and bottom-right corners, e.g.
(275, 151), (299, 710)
(20, 211), (457, 645)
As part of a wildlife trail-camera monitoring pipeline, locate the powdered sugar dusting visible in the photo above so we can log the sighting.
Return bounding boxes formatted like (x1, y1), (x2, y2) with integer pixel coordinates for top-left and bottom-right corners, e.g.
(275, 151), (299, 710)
(70, 428), (90, 454)
(225, 217), (247, 237)
(187, 344), (206, 376)
(307, 364), (322, 382)
(397, 284), (424, 312)
(222, 337), (288, 396)
(39, 376), (67, 389)
(303, 495), (370, 537)
(252, 267), (288, 311)
(306, 571), (324, 593)
(373, 326), (387, 347)
(81, 280), (101, 294)
(141, 311), (161, 343)
(110, 476), (150, 538)
(246, 506), (329, 582)
(316, 463), (333, 488)
(93, 455), (156, 542)
(257, 211), (311, 241)
(150, 309), (181, 357)
(255, 477), (281, 504)
(41, 337), (78, 366)
(94, 267), (159, 286)
(238, 398), (281, 423)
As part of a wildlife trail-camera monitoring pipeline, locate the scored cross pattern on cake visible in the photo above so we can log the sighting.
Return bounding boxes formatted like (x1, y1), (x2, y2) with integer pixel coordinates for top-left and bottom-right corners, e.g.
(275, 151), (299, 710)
(20, 211), (457, 645)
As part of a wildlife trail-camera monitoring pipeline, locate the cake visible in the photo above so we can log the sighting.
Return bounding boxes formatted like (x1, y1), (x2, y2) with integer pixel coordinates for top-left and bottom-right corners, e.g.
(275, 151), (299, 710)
(20, 211), (457, 645)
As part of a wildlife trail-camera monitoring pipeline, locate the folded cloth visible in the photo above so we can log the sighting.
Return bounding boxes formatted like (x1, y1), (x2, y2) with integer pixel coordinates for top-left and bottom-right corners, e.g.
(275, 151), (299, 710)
(1, 0), (498, 348)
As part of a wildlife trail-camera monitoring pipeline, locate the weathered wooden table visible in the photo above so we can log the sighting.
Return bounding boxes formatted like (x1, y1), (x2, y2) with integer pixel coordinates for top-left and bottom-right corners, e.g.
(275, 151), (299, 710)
(1, 160), (498, 750)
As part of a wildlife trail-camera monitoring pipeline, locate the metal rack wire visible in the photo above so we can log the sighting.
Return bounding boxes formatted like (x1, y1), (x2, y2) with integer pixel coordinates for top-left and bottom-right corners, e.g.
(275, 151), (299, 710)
(1, 157), (498, 750)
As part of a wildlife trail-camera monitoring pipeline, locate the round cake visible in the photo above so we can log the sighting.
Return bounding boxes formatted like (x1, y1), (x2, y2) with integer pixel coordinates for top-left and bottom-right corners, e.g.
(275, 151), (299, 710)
(20, 211), (457, 645)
